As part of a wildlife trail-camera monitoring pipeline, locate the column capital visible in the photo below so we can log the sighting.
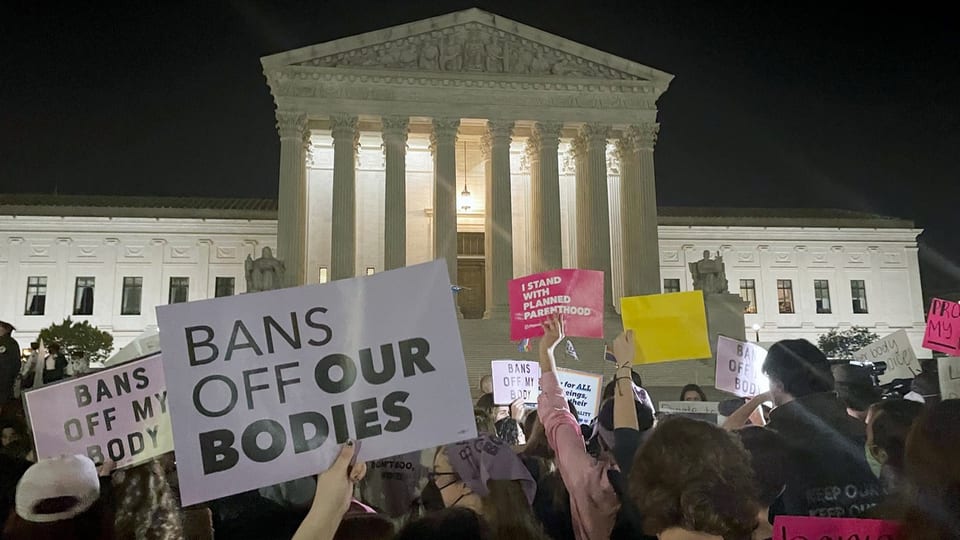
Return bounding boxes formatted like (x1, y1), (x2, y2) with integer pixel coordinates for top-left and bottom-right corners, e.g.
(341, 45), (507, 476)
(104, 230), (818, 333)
(276, 111), (307, 140)
(629, 123), (660, 150)
(533, 121), (563, 145)
(381, 116), (409, 145)
(579, 123), (611, 148)
(486, 119), (515, 141)
(429, 118), (460, 153)
(330, 114), (359, 141)
(570, 133), (589, 159)
(614, 133), (639, 162)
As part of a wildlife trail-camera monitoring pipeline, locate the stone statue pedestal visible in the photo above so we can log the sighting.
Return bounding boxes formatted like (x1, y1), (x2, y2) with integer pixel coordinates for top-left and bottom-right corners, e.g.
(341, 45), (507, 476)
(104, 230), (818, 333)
(704, 293), (747, 359)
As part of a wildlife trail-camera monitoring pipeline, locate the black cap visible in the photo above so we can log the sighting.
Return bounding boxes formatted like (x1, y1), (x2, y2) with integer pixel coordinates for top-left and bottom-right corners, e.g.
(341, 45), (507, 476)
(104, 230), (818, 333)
(0, 320), (14, 332)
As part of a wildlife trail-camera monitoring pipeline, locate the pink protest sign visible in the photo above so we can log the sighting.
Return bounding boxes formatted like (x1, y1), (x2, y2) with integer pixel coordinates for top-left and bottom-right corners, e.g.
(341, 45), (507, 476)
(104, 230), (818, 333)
(922, 297), (960, 355)
(24, 353), (173, 469)
(773, 516), (900, 540)
(509, 269), (604, 340)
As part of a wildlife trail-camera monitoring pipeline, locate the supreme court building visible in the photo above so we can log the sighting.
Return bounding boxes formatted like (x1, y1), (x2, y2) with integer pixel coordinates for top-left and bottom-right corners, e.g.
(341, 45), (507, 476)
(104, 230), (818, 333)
(0, 10), (929, 391)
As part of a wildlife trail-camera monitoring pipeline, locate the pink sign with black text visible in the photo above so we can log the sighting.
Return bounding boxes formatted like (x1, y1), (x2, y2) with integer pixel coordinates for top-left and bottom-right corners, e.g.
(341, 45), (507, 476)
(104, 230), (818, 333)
(509, 269), (604, 341)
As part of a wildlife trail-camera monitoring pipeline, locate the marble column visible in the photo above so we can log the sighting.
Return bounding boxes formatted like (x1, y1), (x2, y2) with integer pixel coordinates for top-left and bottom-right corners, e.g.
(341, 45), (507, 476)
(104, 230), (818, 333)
(275, 111), (308, 286)
(482, 120), (515, 318)
(618, 124), (661, 296)
(381, 117), (409, 271)
(527, 122), (563, 273)
(573, 124), (615, 312)
(430, 118), (461, 284)
(330, 114), (359, 281)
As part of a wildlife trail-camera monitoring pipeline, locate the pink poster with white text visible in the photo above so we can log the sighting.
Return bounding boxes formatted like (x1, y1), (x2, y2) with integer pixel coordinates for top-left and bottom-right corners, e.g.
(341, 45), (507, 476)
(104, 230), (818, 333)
(773, 516), (900, 540)
(509, 269), (604, 340)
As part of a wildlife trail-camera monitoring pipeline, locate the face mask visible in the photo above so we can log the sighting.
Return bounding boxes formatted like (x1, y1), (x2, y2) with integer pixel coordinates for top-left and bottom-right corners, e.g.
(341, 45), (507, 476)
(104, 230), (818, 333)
(420, 480), (446, 512)
(865, 444), (883, 479)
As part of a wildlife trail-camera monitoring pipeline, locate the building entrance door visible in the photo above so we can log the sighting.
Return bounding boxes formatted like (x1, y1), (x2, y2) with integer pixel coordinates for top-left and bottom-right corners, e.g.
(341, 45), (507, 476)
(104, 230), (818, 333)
(457, 232), (485, 319)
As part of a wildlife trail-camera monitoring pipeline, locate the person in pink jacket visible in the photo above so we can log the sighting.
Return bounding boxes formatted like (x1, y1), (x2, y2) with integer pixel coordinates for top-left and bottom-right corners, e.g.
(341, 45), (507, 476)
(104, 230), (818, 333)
(537, 315), (634, 540)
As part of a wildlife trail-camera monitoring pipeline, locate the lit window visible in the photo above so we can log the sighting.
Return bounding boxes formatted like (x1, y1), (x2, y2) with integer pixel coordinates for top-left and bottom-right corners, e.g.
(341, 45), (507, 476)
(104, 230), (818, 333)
(215, 277), (235, 298)
(121, 277), (143, 315)
(169, 277), (189, 304)
(814, 280), (832, 314)
(319, 267), (329, 284)
(24, 276), (47, 316)
(777, 280), (795, 314)
(663, 279), (681, 293)
(74, 277), (95, 315)
(365, 267), (376, 276)
(851, 280), (869, 314)
(740, 279), (757, 314)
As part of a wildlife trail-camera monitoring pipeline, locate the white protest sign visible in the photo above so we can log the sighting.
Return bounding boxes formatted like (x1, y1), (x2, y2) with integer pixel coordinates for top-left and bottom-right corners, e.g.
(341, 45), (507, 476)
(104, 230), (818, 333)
(715, 336), (769, 398)
(491, 360), (541, 405)
(156, 260), (477, 506)
(938, 356), (960, 400)
(659, 401), (721, 424)
(852, 330), (920, 384)
(24, 353), (172, 468)
(555, 368), (603, 424)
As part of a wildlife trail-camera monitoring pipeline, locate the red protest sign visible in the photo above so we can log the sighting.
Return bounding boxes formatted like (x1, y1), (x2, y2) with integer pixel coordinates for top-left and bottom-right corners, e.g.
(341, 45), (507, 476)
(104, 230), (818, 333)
(509, 269), (604, 341)
(922, 297), (960, 355)
(773, 516), (900, 540)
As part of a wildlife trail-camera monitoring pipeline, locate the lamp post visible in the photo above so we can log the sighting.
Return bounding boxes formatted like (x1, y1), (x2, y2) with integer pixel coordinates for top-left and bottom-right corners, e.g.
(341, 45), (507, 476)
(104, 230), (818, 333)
(751, 323), (761, 342)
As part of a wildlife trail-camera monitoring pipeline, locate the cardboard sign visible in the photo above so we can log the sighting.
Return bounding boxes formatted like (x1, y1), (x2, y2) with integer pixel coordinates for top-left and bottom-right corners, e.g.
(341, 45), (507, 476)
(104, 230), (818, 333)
(555, 368), (603, 424)
(24, 353), (173, 468)
(658, 401), (720, 424)
(715, 336), (769, 398)
(938, 356), (960, 400)
(509, 269), (604, 340)
(155, 260), (477, 506)
(922, 297), (960, 355)
(491, 360), (541, 405)
(853, 329), (920, 384)
(621, 291), (711, 363)
(773, 515), (900, 540)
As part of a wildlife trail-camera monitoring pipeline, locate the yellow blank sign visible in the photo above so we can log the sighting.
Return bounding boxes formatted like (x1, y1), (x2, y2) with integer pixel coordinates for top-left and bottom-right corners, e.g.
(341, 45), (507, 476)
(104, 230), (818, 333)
(621, 291), (711, 364)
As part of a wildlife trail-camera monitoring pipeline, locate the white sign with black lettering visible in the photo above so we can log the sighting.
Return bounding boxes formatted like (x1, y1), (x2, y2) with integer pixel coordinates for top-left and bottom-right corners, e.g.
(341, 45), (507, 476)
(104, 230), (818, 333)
(938, 356), (960, 400)
(715, 336), (769, 398)
(156, 260), (477, 506)
(852, 330), (920, 384)
(491, 360), (541, 405)
(659, 401), (721, 424)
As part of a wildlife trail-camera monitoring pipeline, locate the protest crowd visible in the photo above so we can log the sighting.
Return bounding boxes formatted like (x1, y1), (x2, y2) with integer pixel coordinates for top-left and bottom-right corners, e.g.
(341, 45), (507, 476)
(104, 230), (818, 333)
(0, 278), (958, 540)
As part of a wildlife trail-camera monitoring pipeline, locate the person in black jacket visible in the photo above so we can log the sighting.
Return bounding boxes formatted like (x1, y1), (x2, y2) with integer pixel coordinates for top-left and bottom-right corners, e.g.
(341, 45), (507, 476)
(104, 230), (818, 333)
(762, 339), (883, 518)
(0, 321), (20, 413)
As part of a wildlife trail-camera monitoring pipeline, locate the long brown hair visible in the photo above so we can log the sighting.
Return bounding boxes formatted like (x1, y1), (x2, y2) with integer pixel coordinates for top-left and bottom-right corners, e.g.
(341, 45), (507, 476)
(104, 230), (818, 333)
(480, 480), (550, 540)
(111, 459), (183, 540)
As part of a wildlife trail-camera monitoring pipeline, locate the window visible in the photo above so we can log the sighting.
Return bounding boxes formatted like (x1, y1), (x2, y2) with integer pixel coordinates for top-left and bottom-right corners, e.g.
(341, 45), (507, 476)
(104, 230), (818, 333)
(215, 277), (235, 298)
(319, 267), (329, 284)
(24, 276), (47, 315)
(365, 267), (376, 276)
(777, 279), (795, 314)
(740, 279), (757, 314)
(814, 280), (832, 314)
(663, 278), (681, 293)
(169, 277), (189, 304)
(851, 280), (869, 314)
(121, 277), (143, 315)
(73, 277), (95, 315)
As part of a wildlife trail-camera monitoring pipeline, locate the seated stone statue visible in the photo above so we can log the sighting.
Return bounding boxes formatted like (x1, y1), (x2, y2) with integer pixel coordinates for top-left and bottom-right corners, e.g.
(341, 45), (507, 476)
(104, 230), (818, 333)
(689, 250), (729, 295)
(245, 247), (285, 292)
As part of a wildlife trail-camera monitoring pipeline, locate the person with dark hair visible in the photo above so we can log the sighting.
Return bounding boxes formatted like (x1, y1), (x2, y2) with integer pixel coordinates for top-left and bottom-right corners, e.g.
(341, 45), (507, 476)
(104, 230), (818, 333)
(40, 343), (68, 385)
(761, 339), (882, 517)
(395, 506), (493, 540)
(679, 383), (707, 402)
(833, 363), (881, 421)
(0, 321), (20, 414)
(332, 513), (395, 540)
(602, 370), (642, 401)
(475, 394), (526, 445)
(735, 426), (788, 540)
(866, 399), (923, 489)
(630, 416), (761, 539)
(900, 399), (960, 539)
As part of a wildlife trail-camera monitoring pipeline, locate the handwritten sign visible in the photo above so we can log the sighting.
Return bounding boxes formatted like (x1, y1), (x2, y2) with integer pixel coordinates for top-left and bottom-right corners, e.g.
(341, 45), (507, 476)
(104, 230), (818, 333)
(621, 291), (711, 363)
(491, 360), (541, 405)
(715, 336), (769, 398)
(938, 356), (960, 400)
(853, 330), (920, 384)
(773, 515), (900, 540)
(509, 269), (604, 340)
(659, 401), (720, 424)
(555, 368), (603, 424)
(24, 353), (172, 468)
(922, 297), (960, 355)
(156, 260), (477, 506)
(360, 450), (426, 518)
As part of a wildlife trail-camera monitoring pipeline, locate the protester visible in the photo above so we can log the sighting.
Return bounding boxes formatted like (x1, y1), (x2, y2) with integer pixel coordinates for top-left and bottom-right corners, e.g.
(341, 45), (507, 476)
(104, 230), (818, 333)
(520, 410), (576, 540)
(331, 513), (395, 540)
(395, 506), (493, 540)
(0, 320), (20, 414)
(761, 339), (882, 517)
(478, 375), (494, 396)
(111, 459), (183, 539)
(475, 394), (526, 445)
(601, 370), (642, 401)
(735, 426), (788, 540)
(900, 399), (960, 540)
(292, 441), (368, 540)
(832, 363), (881, 421)
(866, 399), (923, 490)
(679, 383), (707, 402)
(38, 343), (68, 385)
(630, 416), (760, 540)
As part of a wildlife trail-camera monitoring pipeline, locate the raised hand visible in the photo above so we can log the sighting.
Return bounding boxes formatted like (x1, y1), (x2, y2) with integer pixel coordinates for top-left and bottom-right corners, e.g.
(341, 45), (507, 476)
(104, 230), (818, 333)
(612, 330), (636, 367)
(539, 315), (565, 355)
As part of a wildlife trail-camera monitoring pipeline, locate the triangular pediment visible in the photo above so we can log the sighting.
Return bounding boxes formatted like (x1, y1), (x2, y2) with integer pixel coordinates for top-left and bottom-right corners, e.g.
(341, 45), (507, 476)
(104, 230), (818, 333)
(261, 8), (672, 85)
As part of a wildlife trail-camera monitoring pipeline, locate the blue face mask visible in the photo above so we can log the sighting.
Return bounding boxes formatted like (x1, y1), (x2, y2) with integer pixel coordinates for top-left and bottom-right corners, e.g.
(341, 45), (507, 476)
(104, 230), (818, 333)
(865, 444), (883, 479)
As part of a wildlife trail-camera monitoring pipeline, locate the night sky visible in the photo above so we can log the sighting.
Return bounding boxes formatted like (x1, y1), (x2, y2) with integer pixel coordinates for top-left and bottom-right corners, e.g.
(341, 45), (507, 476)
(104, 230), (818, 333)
(3, 2), (957, 293)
